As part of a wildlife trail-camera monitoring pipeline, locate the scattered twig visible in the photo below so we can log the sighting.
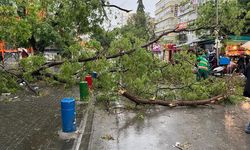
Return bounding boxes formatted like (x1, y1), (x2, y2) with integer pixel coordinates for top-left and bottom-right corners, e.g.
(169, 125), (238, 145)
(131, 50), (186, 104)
(173, 145), (183, 150)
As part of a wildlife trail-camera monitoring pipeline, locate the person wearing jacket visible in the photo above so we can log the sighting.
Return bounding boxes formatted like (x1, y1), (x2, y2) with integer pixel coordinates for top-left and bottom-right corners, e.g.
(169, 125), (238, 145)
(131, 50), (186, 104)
(243, 62), (250, 97)
(196, 52), (209, 81)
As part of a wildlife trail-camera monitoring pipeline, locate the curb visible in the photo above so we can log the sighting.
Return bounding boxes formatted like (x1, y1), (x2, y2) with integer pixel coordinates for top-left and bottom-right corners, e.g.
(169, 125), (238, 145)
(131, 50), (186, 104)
(72, 93), (95, 150)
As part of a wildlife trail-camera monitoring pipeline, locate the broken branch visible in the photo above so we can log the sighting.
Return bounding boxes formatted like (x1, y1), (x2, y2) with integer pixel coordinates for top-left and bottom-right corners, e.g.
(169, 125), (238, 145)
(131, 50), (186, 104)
(102, 4), (132, 13)
(141, 26), (216, 48)
(119, 90), (227, 107)
(32, 48), (136, 76)
(0, 66), (38, 95)
(31, 26), (215, 77)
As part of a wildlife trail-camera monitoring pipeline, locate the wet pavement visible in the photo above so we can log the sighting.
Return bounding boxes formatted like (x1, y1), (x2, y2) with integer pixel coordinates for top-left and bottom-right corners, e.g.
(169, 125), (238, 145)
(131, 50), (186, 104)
(90, 102), (250, 150)
(1, 85), (250, 150)
(0, 84), (85, 150)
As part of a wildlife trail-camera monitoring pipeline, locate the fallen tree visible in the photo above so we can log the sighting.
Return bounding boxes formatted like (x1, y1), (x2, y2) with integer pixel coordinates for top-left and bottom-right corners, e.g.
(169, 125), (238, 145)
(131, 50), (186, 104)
(31, 25), (216, 76)
(119, 90), (227, 107)
(0, 1), (245, 107)
(117, 71), (243, 107)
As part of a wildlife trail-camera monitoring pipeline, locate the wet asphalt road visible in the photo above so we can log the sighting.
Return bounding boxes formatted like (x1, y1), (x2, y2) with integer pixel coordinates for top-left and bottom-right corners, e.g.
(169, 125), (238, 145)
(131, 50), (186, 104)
(90, 102), (250, 150)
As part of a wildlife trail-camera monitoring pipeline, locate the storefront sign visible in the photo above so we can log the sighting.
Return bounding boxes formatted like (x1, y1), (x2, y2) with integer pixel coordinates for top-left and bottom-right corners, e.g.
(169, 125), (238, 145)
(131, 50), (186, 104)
(176, 22), (188, 30)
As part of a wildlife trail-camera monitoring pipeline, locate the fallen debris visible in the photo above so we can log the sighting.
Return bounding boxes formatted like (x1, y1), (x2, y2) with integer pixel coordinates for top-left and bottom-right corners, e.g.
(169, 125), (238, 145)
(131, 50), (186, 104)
(119, 90), (227, 107)
(172, 142), (192, 150)
(1, 93), (11, 96)
(101, 134), (115, 141)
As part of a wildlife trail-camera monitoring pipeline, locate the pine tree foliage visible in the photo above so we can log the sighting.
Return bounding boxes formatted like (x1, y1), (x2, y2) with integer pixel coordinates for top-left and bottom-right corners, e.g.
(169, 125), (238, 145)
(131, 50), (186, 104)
(137, 0), (145, 14)
(0, 0), (245, 104)
(195, 0), (250, 36)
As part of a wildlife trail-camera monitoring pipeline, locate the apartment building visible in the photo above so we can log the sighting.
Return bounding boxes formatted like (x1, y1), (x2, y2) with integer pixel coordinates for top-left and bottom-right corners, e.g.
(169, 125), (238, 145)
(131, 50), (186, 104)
(155, 0), (211, 44)
(176, 0), (210, 44)
(155, 0), (181, 42)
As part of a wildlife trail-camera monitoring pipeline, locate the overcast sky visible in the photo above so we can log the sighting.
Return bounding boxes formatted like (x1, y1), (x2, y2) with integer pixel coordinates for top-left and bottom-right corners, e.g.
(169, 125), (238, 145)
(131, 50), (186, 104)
(104, 0), (158, 30)
(109, 0), (158, 17)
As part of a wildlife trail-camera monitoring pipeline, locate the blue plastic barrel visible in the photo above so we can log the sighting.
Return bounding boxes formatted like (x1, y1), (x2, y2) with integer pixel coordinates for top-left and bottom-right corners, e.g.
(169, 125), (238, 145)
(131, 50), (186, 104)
(219, 57), (230, 65)
(92, 71), (97, 78)
(61, 98), (76, 132)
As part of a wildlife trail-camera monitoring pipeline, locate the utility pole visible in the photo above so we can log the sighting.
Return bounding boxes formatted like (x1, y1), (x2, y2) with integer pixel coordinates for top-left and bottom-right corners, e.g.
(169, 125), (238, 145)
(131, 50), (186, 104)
(216, 0), (219, 66)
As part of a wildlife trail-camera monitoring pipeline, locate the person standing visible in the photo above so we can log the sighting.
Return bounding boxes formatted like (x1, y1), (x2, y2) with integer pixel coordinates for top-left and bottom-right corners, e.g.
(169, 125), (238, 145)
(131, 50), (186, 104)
(196, 51), (209, 81)
(243, 62), (250, 97)
(237, 53), (245, 73)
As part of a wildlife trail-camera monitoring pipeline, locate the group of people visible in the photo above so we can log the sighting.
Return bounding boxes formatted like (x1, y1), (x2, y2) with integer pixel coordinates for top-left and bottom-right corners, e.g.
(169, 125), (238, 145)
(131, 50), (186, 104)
(195, 48), (250, 97)
(195, 49), (250, 79)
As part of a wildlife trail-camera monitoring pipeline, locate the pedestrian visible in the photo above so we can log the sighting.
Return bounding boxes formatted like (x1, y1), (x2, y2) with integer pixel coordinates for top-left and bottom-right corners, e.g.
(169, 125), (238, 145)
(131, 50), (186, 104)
(227, 61), (237, 74)
(237, 53), (245, 74)
(208, 49), (217, 70)
(245, 55), (250, 66)
(243, 62), (250, 97)
(196, 50), (209, 81)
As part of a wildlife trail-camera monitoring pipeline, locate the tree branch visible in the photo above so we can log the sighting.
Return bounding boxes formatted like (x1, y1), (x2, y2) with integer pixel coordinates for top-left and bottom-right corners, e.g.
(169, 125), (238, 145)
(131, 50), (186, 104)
(42, 72), (68, 83)
(157, 82), (196, 91)
(141, 26), (216, 48)
(119, 90), (227, 107)
(31, 26), (215, 76)
(141, 28), (178, 48)
(32, 48), (136, 76)
(0, 65), (38, 95)
(100, 0), (132, 13)
(102, 4), (132, 13)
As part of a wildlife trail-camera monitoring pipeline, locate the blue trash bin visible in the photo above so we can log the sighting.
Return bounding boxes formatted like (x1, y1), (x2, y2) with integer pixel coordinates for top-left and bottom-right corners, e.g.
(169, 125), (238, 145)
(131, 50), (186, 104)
(61, 98), (76, 132)
(92, 71), (97, 78)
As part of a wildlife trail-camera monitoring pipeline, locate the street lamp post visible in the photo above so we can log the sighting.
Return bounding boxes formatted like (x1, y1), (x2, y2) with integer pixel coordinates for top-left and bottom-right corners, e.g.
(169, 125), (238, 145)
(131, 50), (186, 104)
(216, 0), (219, 66)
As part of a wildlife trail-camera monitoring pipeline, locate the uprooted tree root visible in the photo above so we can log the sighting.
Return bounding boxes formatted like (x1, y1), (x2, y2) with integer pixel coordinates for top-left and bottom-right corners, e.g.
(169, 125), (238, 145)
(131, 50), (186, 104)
(119, 90), (228, 107)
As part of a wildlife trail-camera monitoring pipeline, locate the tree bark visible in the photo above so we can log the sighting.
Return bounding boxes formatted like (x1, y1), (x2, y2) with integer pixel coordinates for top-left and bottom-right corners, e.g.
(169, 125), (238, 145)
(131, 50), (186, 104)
(101, 0), (132, 13)
(28, 34), (38, 54)
(119, 90), (227, 107)
(31, 48), (136, 76)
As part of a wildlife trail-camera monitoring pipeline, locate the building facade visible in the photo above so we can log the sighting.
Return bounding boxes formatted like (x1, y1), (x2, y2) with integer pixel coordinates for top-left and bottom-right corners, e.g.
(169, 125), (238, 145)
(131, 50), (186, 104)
(155, 0), (210, 45)
(155, 0), (181, 42)
(176, 0), (198, 44)
(176, 0), (210, 44)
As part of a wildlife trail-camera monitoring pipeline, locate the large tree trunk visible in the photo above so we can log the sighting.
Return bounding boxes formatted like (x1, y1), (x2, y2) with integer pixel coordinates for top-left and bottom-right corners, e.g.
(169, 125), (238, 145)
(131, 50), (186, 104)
(29, 34), (38, 54)
(119, 90), (227, 107)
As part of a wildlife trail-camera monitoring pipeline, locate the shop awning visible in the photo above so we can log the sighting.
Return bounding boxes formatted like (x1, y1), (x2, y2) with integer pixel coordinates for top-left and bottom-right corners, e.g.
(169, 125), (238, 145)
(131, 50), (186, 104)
(241, 41), (250, 50)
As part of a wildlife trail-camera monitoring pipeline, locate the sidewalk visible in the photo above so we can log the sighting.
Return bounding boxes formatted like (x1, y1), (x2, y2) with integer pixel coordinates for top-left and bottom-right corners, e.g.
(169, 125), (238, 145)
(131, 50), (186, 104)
(2, 85), (250, 150)
(0, 85), (86, 150)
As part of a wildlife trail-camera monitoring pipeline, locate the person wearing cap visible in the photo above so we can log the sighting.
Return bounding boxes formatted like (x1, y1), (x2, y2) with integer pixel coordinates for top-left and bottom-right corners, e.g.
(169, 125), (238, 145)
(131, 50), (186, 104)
(196, 50), (209, 81)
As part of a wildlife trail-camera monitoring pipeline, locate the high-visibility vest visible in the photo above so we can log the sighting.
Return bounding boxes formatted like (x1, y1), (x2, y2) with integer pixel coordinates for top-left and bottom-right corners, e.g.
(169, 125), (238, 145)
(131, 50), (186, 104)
(197, 55), (209, 71)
